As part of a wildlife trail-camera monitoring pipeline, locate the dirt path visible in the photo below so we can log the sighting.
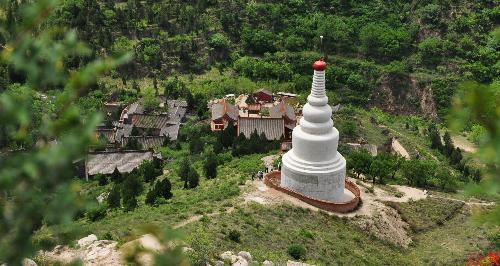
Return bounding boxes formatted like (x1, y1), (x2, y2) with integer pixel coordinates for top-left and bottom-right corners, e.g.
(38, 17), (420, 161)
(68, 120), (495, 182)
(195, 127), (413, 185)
(380, 124), (439, 161)
(392, 138), (411, 159)
(451, 135), (476, 153)
(242, 176), (429, 248)
(173, 207), (235, 229)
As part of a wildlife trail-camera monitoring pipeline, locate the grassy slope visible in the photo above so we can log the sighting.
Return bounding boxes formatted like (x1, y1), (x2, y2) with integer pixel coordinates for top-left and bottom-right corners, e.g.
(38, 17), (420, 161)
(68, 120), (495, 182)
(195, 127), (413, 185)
(181, 201), (495, 265)
(34, 152), (265, 246)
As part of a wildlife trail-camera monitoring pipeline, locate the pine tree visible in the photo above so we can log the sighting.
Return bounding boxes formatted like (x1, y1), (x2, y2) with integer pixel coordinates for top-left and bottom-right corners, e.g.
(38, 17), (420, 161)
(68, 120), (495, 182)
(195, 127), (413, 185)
(188, 167), (200, 189)
(158, 178), (173, 199)
(203, 151), (218, 179)
(428, 124), (443, 150)
(110, 167), (122, 183)
(121, 173), (142, 211)
(186, 91), (195, 110)
(450, 147), (463, 165)
(145, 187), (157, 206)
(142, 160), (157, 183)
(107, 185), (121, 209)
(178, 158), (190, 189)
(442, 131), (454, 156)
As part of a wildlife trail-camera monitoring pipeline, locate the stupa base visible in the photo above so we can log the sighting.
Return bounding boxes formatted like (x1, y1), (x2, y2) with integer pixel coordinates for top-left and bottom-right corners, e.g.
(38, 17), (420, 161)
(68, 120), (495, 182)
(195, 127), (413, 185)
(264, 171), (361, 213)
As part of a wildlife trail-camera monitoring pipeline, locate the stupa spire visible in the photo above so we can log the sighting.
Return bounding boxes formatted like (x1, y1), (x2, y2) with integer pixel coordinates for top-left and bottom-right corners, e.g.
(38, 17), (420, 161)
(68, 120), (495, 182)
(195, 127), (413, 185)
(280, 59), (353, 203)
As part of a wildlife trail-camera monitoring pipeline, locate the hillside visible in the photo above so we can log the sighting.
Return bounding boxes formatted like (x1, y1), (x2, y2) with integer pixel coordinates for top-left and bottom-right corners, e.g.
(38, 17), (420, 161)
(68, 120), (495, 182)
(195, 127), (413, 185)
(1, 1), (499, 265)
(2, 0), (498, 117)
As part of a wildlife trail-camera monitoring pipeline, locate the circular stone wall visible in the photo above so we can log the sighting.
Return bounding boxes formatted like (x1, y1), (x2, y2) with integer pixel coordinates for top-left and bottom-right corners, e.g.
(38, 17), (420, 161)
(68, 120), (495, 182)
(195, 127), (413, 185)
(264, 171), (361, 213)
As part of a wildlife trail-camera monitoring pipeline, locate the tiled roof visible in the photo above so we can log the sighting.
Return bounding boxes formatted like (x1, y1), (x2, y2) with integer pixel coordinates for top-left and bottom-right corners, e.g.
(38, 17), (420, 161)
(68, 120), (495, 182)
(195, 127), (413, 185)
(238, 117), (284, 140)
(269, 101), (296, 121)
(121, 136), (165, 150)
(96, 129), (116, 144)
(132, 115), (171, 129)
(160, 124), (180, 140)
(166, 100), (187, 123)
(86, 151), (155, 176)
(211, 100), (238, 121)
(116, 124), (133, 139)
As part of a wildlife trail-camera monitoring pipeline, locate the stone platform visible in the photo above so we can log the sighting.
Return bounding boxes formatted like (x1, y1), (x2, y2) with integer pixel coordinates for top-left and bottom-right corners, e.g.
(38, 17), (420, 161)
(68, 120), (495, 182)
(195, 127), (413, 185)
(264, 171), (361, 213)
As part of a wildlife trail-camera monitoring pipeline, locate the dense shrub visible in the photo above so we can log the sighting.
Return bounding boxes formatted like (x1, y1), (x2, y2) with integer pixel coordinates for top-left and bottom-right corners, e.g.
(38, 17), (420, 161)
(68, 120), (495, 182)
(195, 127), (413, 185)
(287, 244), (306, 260)
(228, 229), (241, 243)
(145, 178), (173, 206)
(86, 205), (107, 222)
(96, 174), (108, 186)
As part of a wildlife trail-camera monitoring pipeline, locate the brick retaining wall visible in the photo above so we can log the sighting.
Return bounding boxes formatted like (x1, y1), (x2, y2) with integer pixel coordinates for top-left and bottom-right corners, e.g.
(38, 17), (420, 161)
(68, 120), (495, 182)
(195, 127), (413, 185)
(264, 171), (361, 213)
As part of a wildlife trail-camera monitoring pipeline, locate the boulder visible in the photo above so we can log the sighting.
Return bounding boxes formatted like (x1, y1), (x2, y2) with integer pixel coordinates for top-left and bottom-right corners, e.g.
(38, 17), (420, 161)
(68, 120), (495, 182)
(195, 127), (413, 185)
(23, 259), (37, 266)
(262, 261), (274, 266)
(231, 256), (248, 266)
(237, 251), (252, 262)
(220, 251), (234, 262)
(77, 234), (98, 247)
(182, 247), (194, 253)
(230, 255), (239, 264)
(214, 261), (225, 266)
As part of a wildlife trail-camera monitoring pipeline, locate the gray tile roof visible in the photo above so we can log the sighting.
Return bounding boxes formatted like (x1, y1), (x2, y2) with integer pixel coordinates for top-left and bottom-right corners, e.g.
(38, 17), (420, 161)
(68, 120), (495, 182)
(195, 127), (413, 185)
(160, 123), (180, 140)
(86, 151), (155, 176)
(238, 117), (284, 140)
(116, 124), (133, 139)
(166, 100), (187, 123)
(132, 114), (171, 129)
(95, 129), (116, 144)
(121, 136), (165, 150)
(269, 101), (296, 121)
(211, 100), (238, 121)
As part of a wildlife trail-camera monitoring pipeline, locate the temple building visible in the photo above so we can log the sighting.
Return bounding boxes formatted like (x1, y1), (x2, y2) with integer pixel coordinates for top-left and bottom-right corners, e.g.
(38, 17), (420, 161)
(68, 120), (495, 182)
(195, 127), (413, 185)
(280, 60), (354, 203)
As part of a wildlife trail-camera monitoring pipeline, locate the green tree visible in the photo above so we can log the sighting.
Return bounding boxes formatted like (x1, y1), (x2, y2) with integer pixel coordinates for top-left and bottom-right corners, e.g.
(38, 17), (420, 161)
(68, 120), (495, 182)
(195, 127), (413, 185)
(434, 168), (457, 192)
(178, 158), (191, 189)
(348, 149), (373, 178)
(401, 159), (437, 187)
(189, 137), (204, 155)
(203, 150), (218, 179)
(188, 167), (200, 189)
(110, 167), (122, 183)
(107, 184), (121, 209)
(96, 174), (108, 186)
(368, 156), (392, 185)
(428, 124), (443, 150)
(143, 90), (160, 113)
(121, 172), (143, 211)
(450, 147), (463, 165)
(359, 23), (411, 60)
(418, 37), (445, 66)
(142, 160), (158, 183)
(442, 131), (454, 156)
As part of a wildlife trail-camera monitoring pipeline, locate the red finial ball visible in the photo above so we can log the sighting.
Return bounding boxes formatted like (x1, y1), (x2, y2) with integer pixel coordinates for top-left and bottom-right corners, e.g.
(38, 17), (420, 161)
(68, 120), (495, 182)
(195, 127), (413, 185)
(312, 60), (327, 71)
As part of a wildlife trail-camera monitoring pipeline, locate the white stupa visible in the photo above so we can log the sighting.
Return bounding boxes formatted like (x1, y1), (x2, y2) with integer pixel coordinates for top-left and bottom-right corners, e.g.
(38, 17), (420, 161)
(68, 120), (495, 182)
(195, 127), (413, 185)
(281, 60), (354, 202)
